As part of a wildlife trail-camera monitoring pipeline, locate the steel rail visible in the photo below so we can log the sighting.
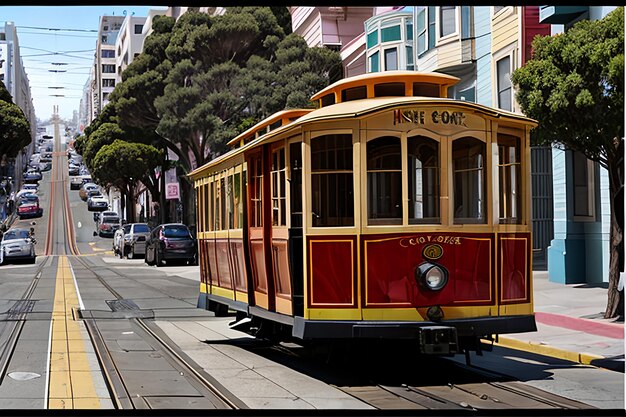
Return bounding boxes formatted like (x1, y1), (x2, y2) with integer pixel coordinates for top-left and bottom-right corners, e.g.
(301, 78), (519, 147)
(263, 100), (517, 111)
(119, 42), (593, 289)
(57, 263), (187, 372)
(0, 258), (50, 385)
(70, 255), (240, 409)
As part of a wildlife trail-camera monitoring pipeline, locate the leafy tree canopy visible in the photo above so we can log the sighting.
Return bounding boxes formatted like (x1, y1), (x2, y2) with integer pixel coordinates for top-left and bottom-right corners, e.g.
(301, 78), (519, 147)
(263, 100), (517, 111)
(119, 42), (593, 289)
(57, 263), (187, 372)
(0, 80), (13, 103)
(0, 100), (31, 157)
(512, 7), (624, 319)
(511, 7), (623, 167)
(91, 139), (163, 191)
(83, 122), (125, 172)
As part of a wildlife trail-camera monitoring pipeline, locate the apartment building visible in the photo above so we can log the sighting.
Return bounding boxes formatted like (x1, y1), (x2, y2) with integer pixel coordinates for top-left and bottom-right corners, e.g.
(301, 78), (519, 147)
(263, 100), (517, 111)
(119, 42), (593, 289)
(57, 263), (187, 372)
(95, 15), (125, 115)
(0, 21), (37, 185)
(115, 15), (147, 83)
(290, 7), (375, 78)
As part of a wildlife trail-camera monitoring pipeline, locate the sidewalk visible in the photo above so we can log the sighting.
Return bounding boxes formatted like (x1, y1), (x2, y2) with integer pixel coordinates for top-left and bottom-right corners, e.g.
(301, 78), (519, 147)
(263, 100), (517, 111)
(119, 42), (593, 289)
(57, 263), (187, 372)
(496, 271), (624, 372)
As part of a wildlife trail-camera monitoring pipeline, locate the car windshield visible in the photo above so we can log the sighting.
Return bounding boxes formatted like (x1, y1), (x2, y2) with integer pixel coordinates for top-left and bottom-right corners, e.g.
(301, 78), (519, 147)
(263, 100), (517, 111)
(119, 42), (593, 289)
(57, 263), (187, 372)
(163, 225), (191, 238)
(3, 230), (30, 240)
(103, 217), (120, 224)
(20, 195), (38, 203)
(134, 224), (150, 233)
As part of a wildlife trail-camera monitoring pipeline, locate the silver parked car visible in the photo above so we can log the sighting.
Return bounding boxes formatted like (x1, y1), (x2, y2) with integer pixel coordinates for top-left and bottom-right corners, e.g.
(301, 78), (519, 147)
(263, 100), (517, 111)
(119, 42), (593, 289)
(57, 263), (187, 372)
(0, 228), (36, 265)
(119, 223), (151, 259)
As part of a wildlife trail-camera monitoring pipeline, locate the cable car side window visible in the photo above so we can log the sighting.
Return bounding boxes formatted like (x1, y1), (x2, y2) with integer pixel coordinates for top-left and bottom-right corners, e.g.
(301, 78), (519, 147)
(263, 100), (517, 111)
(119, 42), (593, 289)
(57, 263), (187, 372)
(367, 136), (402, 225)
(498, 134), (522, 224)
(408, 135), (440, 224)
(311, 134), (354, 227)
(453, 137), (486, 224)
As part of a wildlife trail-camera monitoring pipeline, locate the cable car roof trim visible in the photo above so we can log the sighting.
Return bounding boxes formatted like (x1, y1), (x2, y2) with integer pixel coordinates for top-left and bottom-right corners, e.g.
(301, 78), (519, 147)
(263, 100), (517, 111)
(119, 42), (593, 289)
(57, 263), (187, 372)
(189, 96), (537, 179)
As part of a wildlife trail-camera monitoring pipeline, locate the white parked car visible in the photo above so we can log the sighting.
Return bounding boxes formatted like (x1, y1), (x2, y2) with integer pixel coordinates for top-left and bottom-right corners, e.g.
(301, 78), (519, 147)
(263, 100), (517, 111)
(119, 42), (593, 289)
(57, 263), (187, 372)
(87, 194), (109, 212)
(0, 228), (36, 265)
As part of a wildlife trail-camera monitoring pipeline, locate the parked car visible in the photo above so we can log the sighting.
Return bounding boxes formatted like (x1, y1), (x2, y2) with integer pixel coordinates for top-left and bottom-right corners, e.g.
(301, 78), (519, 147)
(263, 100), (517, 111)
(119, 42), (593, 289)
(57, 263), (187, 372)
(87, 194), (109, 211)
(98, 212), (121, 238)
(0, 228), (36, 265)
(116, 223), (151, 259)
(23, 169), (42, 183)
(39, 152), (52, 163)
(39, 162), (52, 172)
(17, 194), (42, 219)
(144, 223), (196, 266)
(14, 190), (36, 201)
(68, 164), (80, 176)
(70, 176), (83, 190)
(21, 184), (38, 193)
(79, 183), (99, 201)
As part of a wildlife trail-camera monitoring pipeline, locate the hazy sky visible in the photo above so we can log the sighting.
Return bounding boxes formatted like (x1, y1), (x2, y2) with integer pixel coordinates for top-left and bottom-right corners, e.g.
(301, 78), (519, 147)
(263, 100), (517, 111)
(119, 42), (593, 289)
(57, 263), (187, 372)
(0, 5), (167, 121)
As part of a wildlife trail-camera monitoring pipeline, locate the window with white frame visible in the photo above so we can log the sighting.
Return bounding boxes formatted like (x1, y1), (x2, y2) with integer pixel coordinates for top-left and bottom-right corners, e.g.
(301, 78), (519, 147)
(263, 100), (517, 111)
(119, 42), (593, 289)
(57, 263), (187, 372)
(440, 6), (456, 38)
(102, 78), (115, 88)
(493, 6), (506, 15)
(406, 45), (414, 70)
(369, 51), (379, 72)
(416, 7), (426, 55)
(384, 48), (398, 71)
(497, 56), (512, 111)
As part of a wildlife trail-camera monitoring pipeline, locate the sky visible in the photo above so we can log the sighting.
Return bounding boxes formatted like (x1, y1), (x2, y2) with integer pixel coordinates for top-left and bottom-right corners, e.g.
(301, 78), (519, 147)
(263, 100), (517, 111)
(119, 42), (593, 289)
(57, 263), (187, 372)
(0, 5), (168, 122)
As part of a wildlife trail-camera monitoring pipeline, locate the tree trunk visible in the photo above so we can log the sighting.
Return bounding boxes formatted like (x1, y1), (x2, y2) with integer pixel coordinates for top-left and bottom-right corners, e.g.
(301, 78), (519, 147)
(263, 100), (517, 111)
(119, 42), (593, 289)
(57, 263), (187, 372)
(127, 182), (135, 223)
(604, 163), (623, 319)
(120, 189), (126, 223)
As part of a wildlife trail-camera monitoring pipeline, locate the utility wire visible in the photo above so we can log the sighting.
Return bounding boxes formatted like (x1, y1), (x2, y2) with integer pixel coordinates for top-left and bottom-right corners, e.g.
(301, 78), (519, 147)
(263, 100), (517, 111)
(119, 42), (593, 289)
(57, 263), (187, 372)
(17, 25), (98, 32)
(17, 31), (96, 38)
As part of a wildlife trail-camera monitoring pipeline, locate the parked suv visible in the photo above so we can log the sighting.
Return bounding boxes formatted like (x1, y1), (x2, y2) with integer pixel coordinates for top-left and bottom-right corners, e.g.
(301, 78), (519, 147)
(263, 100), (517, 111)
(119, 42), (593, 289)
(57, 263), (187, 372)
(114, 223), (151, 259)
(144, 223), (196, 266)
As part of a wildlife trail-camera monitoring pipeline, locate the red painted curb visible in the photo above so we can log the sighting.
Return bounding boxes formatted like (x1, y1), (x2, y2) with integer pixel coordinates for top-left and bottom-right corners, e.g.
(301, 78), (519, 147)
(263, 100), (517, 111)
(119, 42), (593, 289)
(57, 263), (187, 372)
(535, 312), (624, 339)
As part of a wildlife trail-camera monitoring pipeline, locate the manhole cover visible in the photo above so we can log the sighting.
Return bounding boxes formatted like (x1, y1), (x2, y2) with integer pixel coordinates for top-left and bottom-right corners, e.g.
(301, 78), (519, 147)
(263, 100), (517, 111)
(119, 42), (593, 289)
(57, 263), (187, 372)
(8, 372), (41, 381)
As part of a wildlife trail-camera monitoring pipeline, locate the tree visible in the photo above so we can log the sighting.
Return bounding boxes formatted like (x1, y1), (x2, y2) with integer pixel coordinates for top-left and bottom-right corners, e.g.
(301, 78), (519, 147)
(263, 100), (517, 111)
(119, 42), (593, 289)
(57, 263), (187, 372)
(0, 101), (31, 158)
(0, 80), (13, 103)
(83, 122), (125, 173)
(511, 7), (624, 318)
(91, 140), (163, 223)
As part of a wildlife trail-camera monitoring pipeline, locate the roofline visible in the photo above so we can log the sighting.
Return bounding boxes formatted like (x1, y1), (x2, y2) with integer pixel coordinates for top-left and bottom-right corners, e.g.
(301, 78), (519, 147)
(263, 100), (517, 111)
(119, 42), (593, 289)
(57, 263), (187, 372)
(310, 71), (460, 101)
(189, 96), (537, 180)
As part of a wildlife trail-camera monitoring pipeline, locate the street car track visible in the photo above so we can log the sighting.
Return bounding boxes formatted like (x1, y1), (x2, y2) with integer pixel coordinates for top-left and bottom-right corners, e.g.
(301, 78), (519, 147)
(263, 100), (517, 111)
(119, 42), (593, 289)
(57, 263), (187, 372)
(70, 255), (242, 409)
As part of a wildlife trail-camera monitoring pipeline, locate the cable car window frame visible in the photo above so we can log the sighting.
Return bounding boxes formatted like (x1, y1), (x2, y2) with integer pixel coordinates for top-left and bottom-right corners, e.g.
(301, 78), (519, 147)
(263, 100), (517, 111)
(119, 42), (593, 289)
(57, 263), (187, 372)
(452, 136), (487, 224)
(310, 132), (354, 228)
(367, 136), (402, 225)
(408, 134), (441, 224)
(497, 133), (522, 224)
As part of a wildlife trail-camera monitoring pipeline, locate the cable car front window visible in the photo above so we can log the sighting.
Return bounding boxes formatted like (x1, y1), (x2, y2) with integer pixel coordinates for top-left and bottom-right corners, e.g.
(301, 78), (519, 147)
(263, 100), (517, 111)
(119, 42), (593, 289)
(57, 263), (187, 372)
(367, 136), (402, 225)
(311, 134), (354, 227)
(453, 137), (486, 224)
(408, 135), (440, 224)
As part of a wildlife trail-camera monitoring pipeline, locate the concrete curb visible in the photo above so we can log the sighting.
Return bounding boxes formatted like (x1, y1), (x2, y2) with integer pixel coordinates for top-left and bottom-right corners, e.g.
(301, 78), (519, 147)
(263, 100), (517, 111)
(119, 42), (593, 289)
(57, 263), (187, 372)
(494, 336), (605, 365)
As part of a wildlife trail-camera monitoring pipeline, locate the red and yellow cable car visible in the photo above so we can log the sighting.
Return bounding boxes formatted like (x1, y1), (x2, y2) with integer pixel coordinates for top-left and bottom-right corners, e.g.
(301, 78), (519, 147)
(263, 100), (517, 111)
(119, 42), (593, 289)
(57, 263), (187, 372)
(189, 71), (537, 355)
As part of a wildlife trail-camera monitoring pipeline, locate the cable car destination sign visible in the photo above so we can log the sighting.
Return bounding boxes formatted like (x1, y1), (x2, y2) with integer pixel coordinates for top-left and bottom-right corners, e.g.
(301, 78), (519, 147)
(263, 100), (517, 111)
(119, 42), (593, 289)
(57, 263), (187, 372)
(394, 108), (467, 127)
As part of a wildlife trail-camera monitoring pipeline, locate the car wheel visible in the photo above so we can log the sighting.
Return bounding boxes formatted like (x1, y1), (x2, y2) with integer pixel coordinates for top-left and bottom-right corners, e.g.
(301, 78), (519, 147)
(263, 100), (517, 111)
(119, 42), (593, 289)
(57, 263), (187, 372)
(127, 245), (135, 260)
(118, 245), (124, 259)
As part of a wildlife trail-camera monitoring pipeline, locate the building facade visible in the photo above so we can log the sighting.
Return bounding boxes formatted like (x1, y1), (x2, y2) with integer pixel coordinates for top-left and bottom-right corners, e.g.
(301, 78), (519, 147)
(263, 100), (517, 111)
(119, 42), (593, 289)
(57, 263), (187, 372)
(289, 7), (375, 78)
(115, 15), (148, 84)
(0, 21), (37, 187)
(539, 6), (619, 284)
(94, 16), (125, 116)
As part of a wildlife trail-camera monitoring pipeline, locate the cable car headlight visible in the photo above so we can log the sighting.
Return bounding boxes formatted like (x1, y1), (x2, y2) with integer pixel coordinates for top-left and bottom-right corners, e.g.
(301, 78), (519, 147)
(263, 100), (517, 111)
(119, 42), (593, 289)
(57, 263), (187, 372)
(415, 262), (448, 291)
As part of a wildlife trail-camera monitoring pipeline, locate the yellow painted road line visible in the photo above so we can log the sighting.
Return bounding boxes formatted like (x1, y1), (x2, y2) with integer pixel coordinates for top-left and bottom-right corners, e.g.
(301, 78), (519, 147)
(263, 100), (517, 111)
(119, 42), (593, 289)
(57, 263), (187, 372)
(48, 256), (106, 409)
